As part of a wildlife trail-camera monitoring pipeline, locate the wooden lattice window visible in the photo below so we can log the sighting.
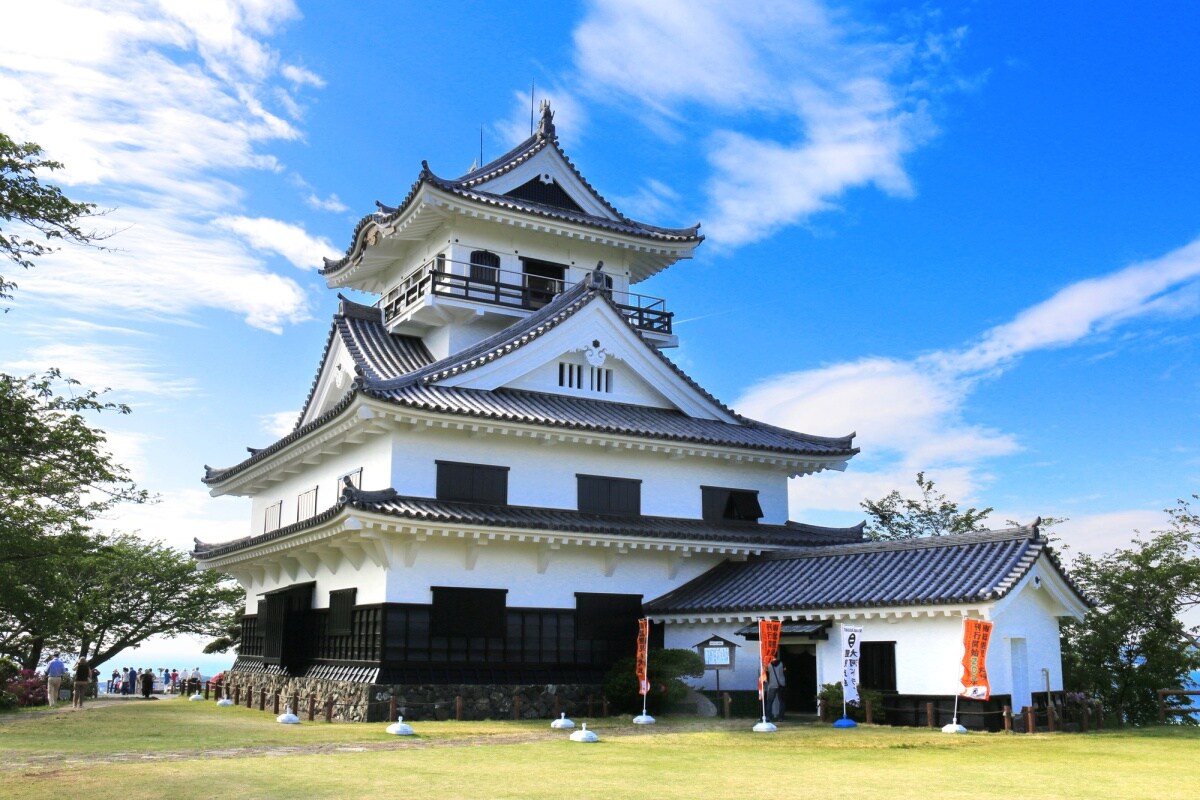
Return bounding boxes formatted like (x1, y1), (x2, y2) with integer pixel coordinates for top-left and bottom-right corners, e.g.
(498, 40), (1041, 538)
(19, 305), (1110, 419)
(297, 486), (318, 521)
(328, 588), (356, 637)
(263, 501), (282, 533)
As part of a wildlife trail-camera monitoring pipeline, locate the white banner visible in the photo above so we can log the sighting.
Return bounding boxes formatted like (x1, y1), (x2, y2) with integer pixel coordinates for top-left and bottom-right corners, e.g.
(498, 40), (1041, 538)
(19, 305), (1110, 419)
(841, 624), (863, 705)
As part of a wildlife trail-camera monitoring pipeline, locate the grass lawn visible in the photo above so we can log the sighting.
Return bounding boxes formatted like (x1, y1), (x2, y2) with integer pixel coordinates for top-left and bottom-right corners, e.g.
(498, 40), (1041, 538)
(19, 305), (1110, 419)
(1, 697), (1196, 800)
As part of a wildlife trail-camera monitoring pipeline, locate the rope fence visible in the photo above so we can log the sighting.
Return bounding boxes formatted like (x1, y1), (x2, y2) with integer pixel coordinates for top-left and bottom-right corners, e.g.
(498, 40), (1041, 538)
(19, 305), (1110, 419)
(206, 680), (1164, 732)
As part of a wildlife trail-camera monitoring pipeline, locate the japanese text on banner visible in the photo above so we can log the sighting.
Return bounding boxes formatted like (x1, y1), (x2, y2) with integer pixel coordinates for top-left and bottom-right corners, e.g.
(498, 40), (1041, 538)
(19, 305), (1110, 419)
(959, 619), (993, 700)
(842, 625), (863, 704)
(636, 618), (650, 695)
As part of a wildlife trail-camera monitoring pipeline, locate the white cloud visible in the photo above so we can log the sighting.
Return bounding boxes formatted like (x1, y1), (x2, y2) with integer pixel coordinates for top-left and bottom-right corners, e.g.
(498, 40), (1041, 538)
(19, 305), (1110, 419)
(941, 238), (1200, 374)
(737, 235), (1200, 518)
(305, 192), (349, 213)
(280, 63), (325, 88)
(3, 340), (197, 398)
(0, 0), (324, 330)
(496, 88), (589, 151)
(1054, 510), (1171, 560)
(100, 487), (249, 555)
(571, 0), (949, 246)
(214, 215), (340, 270)
(260, 409), (299, 438)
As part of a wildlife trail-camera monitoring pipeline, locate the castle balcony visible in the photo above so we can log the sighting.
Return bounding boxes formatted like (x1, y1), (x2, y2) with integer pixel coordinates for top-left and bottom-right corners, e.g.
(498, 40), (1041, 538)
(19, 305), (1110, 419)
(380, 257), (676, 347)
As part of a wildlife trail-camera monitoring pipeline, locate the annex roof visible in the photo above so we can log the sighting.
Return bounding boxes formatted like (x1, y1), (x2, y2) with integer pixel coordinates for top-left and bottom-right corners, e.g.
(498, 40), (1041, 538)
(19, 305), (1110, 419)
(204, 277), (857, 487)
(192, 484), (867, 561)
(643, 523), (1089, 615)
(319, 104), (702, 285)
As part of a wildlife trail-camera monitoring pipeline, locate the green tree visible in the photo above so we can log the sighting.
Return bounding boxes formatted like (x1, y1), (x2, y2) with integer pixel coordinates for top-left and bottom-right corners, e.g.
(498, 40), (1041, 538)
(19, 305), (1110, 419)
(55, 534), (242, 668)
(1061, 497), (1200, 725)
(0, 370), (151, 668)
(0, 132), (106, 302)
(860, 472), (993, 540)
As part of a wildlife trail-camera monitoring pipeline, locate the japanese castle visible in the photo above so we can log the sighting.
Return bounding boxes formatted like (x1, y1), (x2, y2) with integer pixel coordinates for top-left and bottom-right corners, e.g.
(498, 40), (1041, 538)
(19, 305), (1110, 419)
(195, 103), (1087, 725)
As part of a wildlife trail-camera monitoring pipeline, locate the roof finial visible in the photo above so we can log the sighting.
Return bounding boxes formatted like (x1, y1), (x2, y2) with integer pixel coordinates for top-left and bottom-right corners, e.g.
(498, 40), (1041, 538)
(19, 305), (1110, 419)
(536, 99), (555, 140)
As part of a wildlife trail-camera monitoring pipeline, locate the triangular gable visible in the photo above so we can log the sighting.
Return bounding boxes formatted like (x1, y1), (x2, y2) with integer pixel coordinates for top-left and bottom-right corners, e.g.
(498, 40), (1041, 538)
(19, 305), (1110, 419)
(296, 298), (433, 430)
(466, 144), (622, 222)
(430, 290), (739, 422)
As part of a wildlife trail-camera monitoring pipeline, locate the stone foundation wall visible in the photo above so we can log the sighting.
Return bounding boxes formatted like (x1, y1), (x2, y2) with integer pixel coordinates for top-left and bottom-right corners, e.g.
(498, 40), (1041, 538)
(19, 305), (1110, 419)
(223, 670), (602, 723)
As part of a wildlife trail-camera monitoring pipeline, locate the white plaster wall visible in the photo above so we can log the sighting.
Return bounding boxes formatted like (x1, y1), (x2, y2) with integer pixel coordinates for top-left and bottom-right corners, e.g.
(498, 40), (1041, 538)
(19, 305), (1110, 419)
(444, 217), (637, 293)
(506, 354), (674, 409)
(388, 425), (792, 522)
(248, 435), (392, 533)
(384, 535), (725, 608)
(245, 560), (389, 615)
(666, 615), (998, 697)
(990, 569), (1071, 707)
(663, 621), (763, 691)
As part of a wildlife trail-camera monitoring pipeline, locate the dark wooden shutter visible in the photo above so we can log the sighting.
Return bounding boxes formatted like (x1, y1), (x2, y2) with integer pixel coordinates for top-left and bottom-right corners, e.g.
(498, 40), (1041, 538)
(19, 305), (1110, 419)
(437, 461), (508, 505)
(860, 641), (897, 692)
(701, 486), (762, 522)
(328, 588), (356, 636)
(578, 475), (640, 516)
(431, 587), (507, 638)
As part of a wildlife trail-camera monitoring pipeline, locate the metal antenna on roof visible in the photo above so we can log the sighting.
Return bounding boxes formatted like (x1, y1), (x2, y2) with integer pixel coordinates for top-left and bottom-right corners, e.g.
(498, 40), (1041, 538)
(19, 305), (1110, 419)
(480, 126), (484, 170)
(530, 79), (536, 135)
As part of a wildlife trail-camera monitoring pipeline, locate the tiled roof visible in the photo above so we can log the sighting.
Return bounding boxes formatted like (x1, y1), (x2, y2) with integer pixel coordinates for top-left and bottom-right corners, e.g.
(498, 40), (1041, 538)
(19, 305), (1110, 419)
(203, 283), (857, 486)
(192, 486), (867, 560)
(644, 524), (1087, 614)
(320, 112), (700, 278)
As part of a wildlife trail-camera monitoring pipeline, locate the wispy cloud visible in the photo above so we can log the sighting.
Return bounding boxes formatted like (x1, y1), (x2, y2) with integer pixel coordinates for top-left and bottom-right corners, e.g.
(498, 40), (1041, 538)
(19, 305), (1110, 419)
(0, 0), (324, 331)
(214, 216), (340, 271)
(736, 236), (1200, 515)
(260, 409), (299, 439)
(3, 339), (198, 398)
(570, 0), (958, 246)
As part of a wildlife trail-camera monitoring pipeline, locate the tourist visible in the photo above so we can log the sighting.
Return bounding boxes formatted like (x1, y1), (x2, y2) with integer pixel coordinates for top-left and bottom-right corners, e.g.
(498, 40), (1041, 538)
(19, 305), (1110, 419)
(765, 658), (786, 722)
(170, 668), (179, 693)
(109, 669), (119, 694)
(140, 667), (154, 699)
(45, 654), (66, 707)
(71, 657), (89, 709)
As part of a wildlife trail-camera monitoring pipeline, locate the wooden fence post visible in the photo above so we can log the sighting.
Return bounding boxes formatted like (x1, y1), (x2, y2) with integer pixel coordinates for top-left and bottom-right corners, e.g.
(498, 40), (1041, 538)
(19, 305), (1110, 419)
(457, 695), (464, 721)
(272, 690), (280, 715)
(324, 698), (334, 723)
(258, 687), (266, 711)
(1046, 699), (1056, 732)
(722, 692), (731, 720)
(1081, 704), (1090, 733)
(552, 695), (560, 719)
(1003, 705), (1012, 732)
(864, 698), (874, 725)
(925, 702), (936, 728)
(602, 697), (610, 717)
(1157, 689), (1168, 724)
(308, 694), (316, 722)
(587, 695), (594, 717)
(233, 685), (240, 705)
(204, 681), (211, 700)
(389, 695), (397, 722)
(291, 690), (300, 715)
(1024, 706), (1035, 734)
(512, 693), (522, 720)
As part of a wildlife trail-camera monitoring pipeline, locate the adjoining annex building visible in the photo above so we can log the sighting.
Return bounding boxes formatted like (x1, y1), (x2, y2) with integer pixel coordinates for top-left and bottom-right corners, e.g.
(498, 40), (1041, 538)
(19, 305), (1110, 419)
(195, 104), (1088, 725)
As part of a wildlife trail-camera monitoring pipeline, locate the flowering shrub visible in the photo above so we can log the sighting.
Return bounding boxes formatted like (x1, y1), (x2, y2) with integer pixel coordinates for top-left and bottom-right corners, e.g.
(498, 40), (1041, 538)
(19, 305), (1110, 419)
(4, 669), (49, 707)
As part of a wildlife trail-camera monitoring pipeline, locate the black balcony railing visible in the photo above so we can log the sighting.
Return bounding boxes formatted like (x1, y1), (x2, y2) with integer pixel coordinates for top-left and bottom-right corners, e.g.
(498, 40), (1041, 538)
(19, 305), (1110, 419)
(381, 258), (672, 335)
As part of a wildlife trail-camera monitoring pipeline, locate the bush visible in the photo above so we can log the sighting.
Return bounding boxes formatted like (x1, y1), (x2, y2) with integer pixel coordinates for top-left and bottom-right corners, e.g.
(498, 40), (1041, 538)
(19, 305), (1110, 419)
(818, 681), (885, 723)
(4, 668), (49, 708)
(603, 648), (704, 715)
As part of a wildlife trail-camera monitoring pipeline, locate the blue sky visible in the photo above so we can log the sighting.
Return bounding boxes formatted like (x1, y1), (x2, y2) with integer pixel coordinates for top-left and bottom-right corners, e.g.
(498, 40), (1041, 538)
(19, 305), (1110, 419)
(2, 1), (1199, 670)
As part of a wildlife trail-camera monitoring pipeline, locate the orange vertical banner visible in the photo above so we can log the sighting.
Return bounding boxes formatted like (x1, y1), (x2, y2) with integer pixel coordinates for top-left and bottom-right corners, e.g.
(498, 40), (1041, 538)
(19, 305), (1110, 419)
(959, 619), (993, 700)
(758, 619), (782, 699)
(636, 618), (650, 695)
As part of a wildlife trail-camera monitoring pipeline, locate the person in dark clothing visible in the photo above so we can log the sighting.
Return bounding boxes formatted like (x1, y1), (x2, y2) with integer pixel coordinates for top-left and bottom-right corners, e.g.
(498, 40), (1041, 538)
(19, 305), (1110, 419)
(72, 658), (90, 709)
(140, 668), (154, 698)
